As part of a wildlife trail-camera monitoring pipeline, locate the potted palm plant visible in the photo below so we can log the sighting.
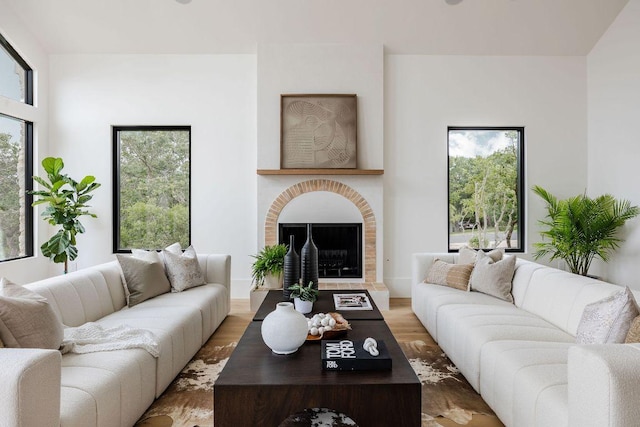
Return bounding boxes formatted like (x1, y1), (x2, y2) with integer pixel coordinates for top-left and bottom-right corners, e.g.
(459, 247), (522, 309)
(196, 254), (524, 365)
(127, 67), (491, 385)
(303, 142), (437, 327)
(31, 157), (100, 274)
(250, 244), (287, 289)
(288, 281), (319, 314)
(532, 185), (639, 276)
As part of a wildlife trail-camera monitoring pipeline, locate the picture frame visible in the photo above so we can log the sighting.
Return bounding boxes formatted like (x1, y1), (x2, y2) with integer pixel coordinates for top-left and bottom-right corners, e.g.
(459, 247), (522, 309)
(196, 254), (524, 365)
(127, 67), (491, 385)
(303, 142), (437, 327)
(281, 94), (357, 169)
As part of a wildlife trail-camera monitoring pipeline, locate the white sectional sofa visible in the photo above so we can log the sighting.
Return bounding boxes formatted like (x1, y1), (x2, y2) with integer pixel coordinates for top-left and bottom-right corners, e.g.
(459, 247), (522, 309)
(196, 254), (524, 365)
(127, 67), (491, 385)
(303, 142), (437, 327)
(0, 253), (230, 427)
(412, 252), (640, 427)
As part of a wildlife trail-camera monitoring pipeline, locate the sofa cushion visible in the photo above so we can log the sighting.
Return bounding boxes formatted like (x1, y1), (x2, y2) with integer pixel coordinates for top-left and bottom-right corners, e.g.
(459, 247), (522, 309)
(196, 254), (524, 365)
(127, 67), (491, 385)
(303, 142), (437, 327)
(116, 254), (171, 307)
(457, 246), (504, 265)
(0, 278), (64, 349)
(469, 252), (516, 303)
(576, 287), (638, 344)
(163, 245), (205, 292)
(424, 259), (473, 291)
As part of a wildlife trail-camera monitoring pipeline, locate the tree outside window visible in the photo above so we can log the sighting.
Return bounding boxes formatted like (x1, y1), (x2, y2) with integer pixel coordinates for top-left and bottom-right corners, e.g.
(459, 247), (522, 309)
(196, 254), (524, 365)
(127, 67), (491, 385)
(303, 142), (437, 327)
(448, 127), (524, 252)
(113, 126), (190, 252)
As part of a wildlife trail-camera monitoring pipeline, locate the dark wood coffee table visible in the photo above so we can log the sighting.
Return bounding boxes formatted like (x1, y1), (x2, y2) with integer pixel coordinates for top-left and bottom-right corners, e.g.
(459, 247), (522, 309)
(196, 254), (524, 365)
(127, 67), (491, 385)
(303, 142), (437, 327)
(214, 292), (421, 426)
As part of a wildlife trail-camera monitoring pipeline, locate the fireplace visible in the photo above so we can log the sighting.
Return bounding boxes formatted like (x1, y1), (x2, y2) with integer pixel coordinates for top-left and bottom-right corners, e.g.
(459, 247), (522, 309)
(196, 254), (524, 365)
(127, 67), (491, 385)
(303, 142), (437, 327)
(279, 223), (362, 279)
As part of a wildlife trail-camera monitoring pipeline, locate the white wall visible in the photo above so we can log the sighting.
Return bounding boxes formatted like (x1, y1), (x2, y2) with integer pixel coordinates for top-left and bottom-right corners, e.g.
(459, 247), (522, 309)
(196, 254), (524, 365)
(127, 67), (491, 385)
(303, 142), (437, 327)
(48, 54), (257, 297)
(384, 55), (588, 296)
(0, 0), (51, 283)
(587, 0), (640, 287)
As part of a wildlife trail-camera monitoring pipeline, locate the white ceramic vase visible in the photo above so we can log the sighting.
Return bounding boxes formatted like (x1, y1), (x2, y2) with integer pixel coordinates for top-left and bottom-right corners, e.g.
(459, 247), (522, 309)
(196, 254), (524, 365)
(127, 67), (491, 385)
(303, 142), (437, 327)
(261, 302), (308, 355)
(294, 297), (313, 314)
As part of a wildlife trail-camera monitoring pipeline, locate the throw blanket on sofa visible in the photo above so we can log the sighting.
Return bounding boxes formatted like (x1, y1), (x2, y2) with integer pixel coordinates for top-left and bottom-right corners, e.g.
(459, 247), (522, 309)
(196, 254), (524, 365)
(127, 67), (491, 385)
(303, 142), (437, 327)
(60, 323), (160, 357)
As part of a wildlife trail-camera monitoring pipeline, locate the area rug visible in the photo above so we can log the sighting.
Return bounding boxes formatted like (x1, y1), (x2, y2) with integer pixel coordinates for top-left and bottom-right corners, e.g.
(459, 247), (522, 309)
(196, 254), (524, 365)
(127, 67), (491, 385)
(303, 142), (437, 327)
(135, 339), (494, 427)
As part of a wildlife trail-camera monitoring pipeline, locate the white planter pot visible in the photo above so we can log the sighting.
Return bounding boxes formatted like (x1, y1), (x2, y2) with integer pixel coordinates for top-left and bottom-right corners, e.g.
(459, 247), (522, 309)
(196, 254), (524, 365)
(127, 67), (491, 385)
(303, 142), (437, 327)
(261, 302), (308, 355)
(263, 272), (283, 289)
(294, 297), (314, 314)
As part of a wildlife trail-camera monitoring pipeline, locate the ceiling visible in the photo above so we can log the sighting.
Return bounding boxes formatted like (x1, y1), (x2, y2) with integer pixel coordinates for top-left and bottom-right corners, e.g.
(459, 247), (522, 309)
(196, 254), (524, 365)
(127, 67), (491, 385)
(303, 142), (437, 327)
(2, 0), (630, 56)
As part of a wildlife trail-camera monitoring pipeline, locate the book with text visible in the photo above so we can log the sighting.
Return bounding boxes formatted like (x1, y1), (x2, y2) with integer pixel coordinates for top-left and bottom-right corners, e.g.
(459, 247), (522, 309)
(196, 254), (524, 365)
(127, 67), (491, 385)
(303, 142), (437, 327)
(321, 339), (392, 371)
(333, 293), (373, 311)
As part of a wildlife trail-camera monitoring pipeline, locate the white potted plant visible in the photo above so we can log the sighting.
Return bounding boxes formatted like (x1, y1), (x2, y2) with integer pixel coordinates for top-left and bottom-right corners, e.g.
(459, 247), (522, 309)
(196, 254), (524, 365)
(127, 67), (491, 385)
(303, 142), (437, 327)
(287, 281), (319, 314)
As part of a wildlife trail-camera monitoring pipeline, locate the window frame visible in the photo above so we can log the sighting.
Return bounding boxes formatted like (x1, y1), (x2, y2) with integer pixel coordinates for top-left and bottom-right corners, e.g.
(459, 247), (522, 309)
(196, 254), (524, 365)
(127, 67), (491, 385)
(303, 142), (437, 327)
(0, 31), (34, 263)
(447, 126), (525, 253)
(112, 125), (192, 253)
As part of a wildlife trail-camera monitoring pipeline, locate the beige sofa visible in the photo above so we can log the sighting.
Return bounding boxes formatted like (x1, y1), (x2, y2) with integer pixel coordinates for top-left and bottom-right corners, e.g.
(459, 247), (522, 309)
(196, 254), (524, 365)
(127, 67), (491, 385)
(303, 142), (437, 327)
(412, 253), (640, 427)
(0, 253), (230, 427)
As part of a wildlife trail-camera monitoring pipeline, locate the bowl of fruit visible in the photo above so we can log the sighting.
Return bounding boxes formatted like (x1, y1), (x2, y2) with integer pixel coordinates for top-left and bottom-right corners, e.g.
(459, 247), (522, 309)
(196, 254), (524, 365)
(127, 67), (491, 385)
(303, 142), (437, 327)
(306, 312), (351, 341)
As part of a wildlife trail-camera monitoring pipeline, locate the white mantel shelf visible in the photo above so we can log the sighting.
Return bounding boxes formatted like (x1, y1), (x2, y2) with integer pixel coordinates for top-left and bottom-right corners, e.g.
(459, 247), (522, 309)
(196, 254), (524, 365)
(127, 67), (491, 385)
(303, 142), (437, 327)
(257, 169), (384, 176)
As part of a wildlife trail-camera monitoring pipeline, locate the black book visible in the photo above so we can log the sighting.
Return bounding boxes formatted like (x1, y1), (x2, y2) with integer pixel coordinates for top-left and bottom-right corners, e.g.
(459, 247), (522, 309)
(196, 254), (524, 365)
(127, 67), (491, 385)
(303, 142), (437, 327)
(321, 339), (392, 371)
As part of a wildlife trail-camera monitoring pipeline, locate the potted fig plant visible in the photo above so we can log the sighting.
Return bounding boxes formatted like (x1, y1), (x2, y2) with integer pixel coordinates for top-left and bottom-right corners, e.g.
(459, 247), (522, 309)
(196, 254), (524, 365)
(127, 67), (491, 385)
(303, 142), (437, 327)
(288, 281), (319, 314)
(532, 185), (639, 277)
(30, 157), (100, 274)
(250, 244), (287, 289)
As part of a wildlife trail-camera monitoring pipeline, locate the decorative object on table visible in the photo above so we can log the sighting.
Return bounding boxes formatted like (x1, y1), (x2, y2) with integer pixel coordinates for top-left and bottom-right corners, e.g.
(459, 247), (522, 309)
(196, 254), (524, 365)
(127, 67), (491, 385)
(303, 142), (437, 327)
(280, 94), (357, 169)
(532, 185), (639, 276)
(300, 223), (319, 290)
(321, 339), (391, 371)
(261, 302), (309, 355)
(250, 243), (287, 289)
(282, 235), (300, 300)
(288, 280), (319, 314)
(30, 157), (101, 274)
(333, 293), (373, 311)
(363, 337), (379, 356)
(305, 312), (351, 341)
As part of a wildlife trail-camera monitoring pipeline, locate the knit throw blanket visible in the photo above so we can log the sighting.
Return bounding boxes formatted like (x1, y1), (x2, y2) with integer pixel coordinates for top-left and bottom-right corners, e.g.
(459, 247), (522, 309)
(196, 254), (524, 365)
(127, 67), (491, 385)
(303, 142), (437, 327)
(60, 322), (160, 357)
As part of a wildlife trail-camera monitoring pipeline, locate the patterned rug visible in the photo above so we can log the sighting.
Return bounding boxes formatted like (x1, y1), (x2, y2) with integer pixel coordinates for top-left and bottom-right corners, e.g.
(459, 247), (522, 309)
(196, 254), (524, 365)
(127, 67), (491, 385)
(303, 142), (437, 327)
(135, 339), (494, 427)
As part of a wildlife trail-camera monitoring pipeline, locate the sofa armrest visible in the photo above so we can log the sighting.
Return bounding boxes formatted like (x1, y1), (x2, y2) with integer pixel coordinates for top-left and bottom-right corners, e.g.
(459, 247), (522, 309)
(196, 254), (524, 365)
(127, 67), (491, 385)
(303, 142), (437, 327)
(568, 344), (640, 427)
(411, 253), (457, 290)
(199, 253), (231, 289)
(0, 348), (61, 427)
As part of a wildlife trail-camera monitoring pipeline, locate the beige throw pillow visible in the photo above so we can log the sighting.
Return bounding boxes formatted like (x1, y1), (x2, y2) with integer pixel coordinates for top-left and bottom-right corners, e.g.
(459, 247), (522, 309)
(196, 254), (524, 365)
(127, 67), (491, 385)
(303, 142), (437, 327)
(162, 244), (205, 292)
(457, 246), (504, 265)
(425, 259), (473, 291)
(117, 253), (171, 307)
(576, 287), (639, 344)
(625, 315), (640, 343)
(469, 252), (516, 303)
(0, 278), (64, 349)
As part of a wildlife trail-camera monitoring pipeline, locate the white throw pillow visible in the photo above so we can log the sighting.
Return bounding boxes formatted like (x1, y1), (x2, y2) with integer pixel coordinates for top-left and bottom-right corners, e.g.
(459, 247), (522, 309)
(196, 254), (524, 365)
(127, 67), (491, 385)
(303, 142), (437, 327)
(0, 277), (64, 349)
(469, 251), (516, 303)
(576, 287), (639, 344)
(162, 244), (205, 292)
(457, 246), (504, 265)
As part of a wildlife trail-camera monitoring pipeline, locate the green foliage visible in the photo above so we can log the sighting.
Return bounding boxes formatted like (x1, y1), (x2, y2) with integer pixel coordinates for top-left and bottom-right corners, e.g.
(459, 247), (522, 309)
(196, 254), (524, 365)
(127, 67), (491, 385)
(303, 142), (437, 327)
(0, 132), (21, 260)
(287, 281), (319, 303)
(30, 157), (100, 272)
(118, 129), (189, 249)
(250, 244), (287, 288)
(532, 185), (640, 276)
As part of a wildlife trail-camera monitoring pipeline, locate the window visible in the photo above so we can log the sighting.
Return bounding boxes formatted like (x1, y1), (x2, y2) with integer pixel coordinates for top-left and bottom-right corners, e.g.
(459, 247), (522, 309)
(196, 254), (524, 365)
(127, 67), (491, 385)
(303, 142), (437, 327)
(448, 127), (524, 252)
(113, 126), (191, 252)
(0, 32), (34, 263)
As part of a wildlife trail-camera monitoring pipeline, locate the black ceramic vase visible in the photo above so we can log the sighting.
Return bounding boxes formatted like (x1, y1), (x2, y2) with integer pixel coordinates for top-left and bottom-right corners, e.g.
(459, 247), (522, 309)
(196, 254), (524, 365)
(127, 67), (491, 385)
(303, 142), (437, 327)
(283, 235), (300, 300)
(300, 224), (319, 291)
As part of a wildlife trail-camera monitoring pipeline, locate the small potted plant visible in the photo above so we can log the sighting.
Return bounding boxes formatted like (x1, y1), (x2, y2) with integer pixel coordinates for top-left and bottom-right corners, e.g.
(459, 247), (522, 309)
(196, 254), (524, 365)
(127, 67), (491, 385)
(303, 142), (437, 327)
(288, 281), (319, 314)
(250, 244), (288, 289)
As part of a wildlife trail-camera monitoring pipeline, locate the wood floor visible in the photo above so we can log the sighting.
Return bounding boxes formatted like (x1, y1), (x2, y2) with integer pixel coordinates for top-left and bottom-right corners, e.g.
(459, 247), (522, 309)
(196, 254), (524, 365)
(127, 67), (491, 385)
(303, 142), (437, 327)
(218, 298), (503, 427)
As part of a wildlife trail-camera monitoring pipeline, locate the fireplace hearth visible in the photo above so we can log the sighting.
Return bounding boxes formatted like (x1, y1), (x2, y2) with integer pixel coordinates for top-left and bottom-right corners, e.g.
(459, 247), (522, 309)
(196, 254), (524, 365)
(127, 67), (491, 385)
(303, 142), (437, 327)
(279, 223), (362, 279)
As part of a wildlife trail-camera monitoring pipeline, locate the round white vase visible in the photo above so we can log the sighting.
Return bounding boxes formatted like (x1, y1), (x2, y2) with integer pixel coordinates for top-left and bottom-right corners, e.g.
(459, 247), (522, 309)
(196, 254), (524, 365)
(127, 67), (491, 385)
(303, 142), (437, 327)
(294, 297), (313, 314)
(261, 302), (308, 355)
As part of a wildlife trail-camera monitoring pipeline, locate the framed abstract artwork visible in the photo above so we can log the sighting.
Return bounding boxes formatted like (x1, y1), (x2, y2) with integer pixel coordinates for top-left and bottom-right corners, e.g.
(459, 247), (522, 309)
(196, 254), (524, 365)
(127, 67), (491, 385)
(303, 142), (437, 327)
(281, 94), (357, 169)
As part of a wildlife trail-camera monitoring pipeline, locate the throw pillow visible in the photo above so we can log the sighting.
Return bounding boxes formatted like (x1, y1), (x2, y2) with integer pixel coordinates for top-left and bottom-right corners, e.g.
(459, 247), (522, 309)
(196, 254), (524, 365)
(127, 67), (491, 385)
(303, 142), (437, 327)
(162, 245), (205, 292)
(469, 251), (516, 303)
(0, 278), (64, 349)
(625, 315), (640, 343)
(576, 287), (639, 344)
(424, 259), (473, 291)
(116, 254), (171, 307)
(457, 246), (504, 265)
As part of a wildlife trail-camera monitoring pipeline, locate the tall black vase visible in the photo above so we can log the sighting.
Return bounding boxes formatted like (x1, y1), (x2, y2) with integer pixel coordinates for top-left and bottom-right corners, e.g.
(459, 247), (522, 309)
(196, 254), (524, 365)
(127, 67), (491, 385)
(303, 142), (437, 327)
(300, 223), (319, 291)
(282, 235), (300, 300)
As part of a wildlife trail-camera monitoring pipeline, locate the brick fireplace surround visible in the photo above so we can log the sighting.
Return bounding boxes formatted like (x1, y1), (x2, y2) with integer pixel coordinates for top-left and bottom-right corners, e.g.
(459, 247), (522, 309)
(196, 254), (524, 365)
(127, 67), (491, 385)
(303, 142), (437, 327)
(255, 178), (389, 311)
